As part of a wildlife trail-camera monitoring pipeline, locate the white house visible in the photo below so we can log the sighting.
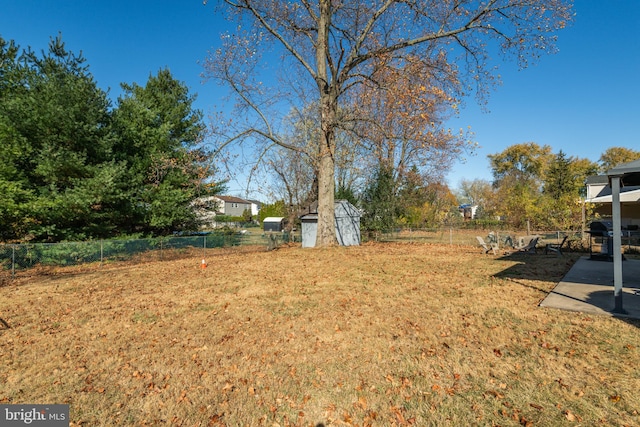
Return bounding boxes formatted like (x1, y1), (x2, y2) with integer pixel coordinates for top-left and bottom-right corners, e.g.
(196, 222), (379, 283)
(585, 174), (640, 228)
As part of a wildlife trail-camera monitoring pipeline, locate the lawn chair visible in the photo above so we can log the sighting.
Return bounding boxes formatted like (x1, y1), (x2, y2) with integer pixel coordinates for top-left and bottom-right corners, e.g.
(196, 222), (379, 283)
(545, 235), (568, 256)
(476, 236), (498, 255)
(516, 236), (539, 254)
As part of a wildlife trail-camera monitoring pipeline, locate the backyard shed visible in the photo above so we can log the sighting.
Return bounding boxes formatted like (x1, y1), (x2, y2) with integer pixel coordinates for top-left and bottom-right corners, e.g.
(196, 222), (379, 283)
(263, 217), (285, 232)
(300, 200), (361, 248)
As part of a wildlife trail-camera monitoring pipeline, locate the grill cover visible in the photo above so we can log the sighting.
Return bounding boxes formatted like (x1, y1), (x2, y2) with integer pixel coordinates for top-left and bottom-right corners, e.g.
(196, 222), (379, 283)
(588, 221), (613, 236)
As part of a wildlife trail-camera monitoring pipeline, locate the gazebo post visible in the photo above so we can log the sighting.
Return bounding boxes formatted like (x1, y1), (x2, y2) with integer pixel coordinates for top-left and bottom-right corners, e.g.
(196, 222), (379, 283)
(610, 175), (624, 313)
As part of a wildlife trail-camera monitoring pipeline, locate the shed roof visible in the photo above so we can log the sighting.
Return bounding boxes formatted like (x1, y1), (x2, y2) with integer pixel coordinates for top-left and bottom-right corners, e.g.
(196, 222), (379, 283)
(263, 217), (285, 223)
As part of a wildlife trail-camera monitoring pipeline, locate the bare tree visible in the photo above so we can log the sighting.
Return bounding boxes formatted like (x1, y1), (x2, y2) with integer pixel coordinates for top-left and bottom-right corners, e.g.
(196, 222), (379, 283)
(203, 0), (572, 246)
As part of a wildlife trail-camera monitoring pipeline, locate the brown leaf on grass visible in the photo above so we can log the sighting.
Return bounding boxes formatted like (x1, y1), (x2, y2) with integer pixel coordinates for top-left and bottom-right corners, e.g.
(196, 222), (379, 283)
(353, 396), (368, 410)
(177, 390), (190, 404)
(208, 413), (224, 426)
(564, 410), (582, 422)
(609, 394), (621, 402)
(520, 416), (533, 427)
(485, 390), (504, 399)
(529, 403), (543, 410)
(493, 348), (502, 357)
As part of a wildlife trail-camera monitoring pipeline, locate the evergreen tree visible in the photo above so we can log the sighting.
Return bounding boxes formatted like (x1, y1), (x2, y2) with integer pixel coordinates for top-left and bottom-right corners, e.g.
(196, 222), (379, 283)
(361, 166), (398, 234)
(0, 35), (118, 241)
(110, 69), (213, 235)
(0, 36), (220, 241)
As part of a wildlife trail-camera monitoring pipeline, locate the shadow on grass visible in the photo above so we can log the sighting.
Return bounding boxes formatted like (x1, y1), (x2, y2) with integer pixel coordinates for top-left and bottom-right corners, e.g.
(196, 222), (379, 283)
(491, 250), (640, 327)
(492, 250), (581, 284)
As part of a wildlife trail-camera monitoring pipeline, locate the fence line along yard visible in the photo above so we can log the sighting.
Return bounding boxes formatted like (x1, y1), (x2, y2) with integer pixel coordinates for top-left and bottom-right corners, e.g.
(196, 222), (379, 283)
(2, 228), (638, 282)
(0, 232), (297, 281)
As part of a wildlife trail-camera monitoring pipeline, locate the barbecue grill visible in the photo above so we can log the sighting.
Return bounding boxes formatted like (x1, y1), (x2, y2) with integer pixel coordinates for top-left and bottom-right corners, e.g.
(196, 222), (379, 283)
(586, 221), (614, 261)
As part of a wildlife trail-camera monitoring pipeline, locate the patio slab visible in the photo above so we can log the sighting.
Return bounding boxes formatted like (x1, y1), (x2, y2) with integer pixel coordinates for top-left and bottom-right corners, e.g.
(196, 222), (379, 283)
(540, 257), (640, 320)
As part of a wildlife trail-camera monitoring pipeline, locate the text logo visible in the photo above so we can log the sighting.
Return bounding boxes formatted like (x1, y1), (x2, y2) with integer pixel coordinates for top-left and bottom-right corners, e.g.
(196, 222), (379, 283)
(0, 405), (69, 426)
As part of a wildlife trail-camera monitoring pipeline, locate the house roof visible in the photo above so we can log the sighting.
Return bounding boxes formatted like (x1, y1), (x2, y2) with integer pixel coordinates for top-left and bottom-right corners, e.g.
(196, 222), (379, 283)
(217, 195), (252, 204)
(585, 175), (609, 185)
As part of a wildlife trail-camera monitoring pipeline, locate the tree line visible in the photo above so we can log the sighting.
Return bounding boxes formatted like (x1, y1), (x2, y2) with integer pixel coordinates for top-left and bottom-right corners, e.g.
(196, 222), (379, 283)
(0, 35), (222, 243)
(261, 142), (640, 235)
(460, 144), (640, 230)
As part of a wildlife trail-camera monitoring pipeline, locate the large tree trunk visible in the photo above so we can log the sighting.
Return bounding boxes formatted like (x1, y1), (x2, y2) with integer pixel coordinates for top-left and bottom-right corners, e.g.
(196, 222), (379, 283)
(316, 134), (336, 246)
(314, 0), (338, 247)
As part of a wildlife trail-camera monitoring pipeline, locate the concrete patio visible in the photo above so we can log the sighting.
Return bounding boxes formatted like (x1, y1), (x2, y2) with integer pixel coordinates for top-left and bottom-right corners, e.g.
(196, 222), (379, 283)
(540, 256), (640, 320)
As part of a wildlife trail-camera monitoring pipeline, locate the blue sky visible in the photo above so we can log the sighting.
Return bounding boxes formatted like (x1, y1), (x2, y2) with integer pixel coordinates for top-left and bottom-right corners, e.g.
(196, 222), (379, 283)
(1, 1), (639, 196)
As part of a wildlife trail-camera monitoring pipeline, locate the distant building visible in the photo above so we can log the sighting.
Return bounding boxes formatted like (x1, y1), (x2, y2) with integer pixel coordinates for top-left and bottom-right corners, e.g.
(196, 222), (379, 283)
(459, 204), (478, 220)
(263, 217), (286, 232)
(215, 196), (253, 217)
(585, 175), (640, 228)
(247, 199), (262, 218)
(193, 195), (260, 228)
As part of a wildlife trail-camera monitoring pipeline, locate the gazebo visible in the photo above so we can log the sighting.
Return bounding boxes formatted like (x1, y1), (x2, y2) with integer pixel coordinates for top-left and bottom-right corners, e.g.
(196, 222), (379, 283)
(607, 159), (640, 313)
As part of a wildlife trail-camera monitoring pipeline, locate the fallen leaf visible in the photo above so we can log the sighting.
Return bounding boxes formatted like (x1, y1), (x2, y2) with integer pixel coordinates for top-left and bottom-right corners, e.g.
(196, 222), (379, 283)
(486, 390), (504, 399)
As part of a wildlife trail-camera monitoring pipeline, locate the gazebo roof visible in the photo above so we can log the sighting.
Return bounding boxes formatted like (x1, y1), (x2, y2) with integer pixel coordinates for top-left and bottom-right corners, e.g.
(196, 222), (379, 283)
(607, 159), (640, 186)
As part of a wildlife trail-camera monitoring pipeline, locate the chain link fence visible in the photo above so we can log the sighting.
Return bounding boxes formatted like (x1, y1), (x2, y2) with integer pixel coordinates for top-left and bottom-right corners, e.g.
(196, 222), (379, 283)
(370, 228), (585, 247)
(0, 231), (298, 283)
(2, 227), (638, 283)
(373, 227), (640, 256)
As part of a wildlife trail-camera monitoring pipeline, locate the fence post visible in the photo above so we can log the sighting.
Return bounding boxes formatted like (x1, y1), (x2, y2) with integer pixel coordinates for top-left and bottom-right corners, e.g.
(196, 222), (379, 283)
(12, 245), (16, 279)
(100, 240), (104, 266)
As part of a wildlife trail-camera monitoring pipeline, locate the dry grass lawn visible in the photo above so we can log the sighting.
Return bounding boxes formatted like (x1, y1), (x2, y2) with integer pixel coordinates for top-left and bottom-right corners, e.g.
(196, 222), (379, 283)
(1, 242), (639, 426)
